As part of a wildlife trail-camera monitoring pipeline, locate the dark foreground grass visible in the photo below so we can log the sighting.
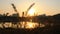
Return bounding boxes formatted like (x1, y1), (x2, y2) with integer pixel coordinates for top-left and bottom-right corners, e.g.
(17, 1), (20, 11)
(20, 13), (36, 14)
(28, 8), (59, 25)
(0, 26), (60, 34)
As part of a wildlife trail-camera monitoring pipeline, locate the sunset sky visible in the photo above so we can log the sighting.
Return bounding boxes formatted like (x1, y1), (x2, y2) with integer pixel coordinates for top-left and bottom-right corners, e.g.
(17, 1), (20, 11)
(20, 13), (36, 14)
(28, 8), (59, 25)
(0, 0), (60, 16)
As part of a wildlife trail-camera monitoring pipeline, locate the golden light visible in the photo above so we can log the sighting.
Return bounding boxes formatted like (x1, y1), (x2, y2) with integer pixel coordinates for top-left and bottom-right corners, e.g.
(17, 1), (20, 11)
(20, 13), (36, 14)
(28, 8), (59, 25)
(39, 23), (45, 28)
(18, 22), (39, 29)
(25, 23), (34, 29)
(28, 8), (35, 16)
(25, 22), (39, 29)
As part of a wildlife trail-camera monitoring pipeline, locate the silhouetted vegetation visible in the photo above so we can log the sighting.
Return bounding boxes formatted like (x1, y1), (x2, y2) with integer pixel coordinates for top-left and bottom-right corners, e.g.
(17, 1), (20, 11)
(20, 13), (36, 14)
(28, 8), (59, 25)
(0, 14), (60, 34)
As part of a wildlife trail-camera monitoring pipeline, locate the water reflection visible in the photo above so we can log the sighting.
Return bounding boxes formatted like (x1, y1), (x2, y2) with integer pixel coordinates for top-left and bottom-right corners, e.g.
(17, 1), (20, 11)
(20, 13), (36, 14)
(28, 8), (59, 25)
(0, 22), (45, 29)
(22, 22), (39, 29)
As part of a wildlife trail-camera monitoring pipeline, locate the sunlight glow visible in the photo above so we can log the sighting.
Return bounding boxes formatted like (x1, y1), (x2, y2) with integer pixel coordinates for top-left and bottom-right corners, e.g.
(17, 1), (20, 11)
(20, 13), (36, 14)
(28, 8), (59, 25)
(28, 8), (35, 16)
(25, 22), (39, 29)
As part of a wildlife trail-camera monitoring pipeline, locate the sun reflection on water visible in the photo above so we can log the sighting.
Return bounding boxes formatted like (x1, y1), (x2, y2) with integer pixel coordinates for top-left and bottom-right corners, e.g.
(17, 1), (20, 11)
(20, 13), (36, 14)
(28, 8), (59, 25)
(20, 22), (39, 29)
(0, 22), (45, 29)
(25, 22), (39, 29)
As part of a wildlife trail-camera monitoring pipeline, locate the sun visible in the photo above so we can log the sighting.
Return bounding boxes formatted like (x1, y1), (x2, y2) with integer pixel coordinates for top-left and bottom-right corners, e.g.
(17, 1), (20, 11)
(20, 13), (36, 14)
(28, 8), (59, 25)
(28, 8), (35, 16)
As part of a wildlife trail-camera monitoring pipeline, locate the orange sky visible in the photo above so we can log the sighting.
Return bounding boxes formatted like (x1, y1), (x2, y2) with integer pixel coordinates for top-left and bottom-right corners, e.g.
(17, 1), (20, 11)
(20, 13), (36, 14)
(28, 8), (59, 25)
(0, 0), (60, 16)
